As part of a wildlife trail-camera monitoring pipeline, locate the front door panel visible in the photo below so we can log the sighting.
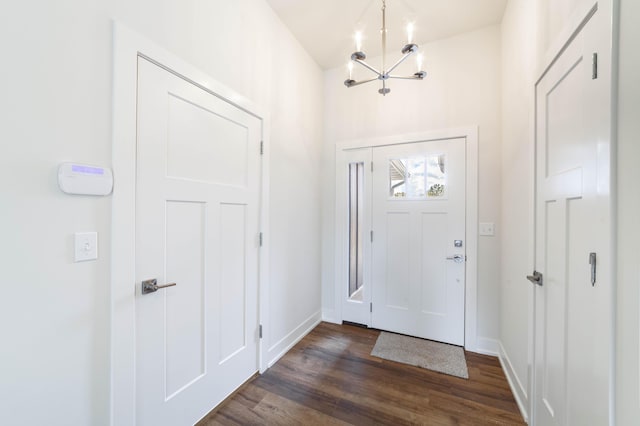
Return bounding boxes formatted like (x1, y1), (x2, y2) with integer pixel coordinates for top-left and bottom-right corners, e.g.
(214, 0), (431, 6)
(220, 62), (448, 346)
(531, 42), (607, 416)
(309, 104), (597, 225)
(371, 139), (466, 345)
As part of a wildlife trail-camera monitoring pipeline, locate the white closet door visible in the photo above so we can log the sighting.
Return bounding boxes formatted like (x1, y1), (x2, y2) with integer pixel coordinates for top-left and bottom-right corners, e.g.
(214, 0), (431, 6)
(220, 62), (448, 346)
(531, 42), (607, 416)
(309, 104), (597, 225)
(533, 6), (612, 425)
(135, 57), (261, 426)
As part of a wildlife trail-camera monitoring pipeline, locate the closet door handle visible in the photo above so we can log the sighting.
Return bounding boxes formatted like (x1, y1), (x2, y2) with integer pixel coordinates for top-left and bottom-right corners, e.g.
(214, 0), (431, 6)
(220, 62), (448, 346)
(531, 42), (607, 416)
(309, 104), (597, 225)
(142, 278), (177, 294)
(526, 271), (543, 286)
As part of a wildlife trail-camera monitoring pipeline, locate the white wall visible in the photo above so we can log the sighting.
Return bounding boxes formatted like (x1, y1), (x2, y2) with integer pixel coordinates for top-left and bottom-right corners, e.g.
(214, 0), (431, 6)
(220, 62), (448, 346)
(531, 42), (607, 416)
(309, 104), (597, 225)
(615, 0), (640, 422)
(499, 0), (538, 419)
(0, 1), (323, 424)
(321, 25), (503, 348)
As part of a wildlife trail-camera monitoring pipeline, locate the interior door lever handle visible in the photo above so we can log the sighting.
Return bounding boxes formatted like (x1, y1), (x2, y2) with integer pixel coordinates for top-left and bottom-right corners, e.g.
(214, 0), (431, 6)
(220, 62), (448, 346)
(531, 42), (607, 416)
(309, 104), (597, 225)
(446, 254), (465, 263)
(142, 278), (177, 294)
(526, 271), (543, 286)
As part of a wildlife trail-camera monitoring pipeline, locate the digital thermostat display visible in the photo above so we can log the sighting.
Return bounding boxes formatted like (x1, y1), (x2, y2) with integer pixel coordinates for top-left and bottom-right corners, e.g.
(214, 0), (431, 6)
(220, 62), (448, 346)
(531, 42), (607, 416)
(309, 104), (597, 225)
(58, 162), (113, 196)
(71, 164), (105, 175)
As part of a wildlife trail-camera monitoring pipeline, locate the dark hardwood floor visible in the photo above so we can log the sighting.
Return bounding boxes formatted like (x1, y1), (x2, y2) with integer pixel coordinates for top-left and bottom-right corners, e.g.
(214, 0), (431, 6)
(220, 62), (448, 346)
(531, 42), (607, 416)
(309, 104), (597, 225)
(198, 322), (525, 425)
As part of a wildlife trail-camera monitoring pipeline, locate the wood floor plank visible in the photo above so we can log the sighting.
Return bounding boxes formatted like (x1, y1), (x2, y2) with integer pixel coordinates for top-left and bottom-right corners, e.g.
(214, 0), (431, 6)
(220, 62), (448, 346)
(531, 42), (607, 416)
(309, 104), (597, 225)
(198, 322), (526, 426)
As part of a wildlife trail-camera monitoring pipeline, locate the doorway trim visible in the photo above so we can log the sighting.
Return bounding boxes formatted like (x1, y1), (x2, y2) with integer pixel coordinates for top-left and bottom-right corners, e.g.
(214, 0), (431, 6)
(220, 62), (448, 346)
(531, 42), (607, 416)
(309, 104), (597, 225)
(110, 22), (270, 426)
(333, 127), (479, 352)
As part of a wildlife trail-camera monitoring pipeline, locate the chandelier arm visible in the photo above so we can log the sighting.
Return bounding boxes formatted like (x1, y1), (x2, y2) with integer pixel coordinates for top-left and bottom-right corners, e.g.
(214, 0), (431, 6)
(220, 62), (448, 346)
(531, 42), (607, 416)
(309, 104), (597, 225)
(354, 59), (382, 76)
(388, 75), (422, 80)
(346, 77), (380, 87)
(385, 50), (416, 75)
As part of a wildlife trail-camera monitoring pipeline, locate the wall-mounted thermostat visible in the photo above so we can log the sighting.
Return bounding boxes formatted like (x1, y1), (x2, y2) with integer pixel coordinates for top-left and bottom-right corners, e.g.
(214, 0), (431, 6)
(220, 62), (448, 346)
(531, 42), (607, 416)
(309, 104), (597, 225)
(58, 163), (113, 196)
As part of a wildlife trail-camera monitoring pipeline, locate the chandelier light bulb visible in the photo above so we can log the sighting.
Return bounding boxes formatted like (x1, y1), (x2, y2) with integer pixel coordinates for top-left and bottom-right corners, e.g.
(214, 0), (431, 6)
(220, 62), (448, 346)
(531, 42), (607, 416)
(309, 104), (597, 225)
(355, 31), (363, 52)
(407, 22), (415, 44)
(416, 53), (423, 72)
(348, 61), (354, 80)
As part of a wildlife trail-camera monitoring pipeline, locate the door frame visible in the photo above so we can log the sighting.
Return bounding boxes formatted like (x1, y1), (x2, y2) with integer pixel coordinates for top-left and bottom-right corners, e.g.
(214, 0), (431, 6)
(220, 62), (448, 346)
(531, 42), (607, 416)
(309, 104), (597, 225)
(110, 22), (270, 426)
(334, 127), (479, 352)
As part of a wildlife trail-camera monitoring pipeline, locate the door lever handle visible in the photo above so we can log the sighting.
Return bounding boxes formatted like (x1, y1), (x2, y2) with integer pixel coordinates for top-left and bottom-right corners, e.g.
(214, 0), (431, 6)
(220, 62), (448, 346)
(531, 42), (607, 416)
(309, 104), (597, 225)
(446, 254), (465, 264)
(526, 271), (543, 286)
(142, 278), (177, 294)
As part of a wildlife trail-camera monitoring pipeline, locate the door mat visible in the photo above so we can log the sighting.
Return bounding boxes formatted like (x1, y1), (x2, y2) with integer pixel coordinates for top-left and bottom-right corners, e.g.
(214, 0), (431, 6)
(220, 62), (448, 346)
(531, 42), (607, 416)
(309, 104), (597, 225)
(371, 331), (469, 379)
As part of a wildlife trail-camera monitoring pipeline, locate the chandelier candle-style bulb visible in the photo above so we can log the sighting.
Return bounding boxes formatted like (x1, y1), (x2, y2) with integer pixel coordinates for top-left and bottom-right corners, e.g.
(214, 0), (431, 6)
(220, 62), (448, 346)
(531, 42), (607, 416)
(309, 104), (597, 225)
(344, 0), (426, 95)
(406, 23), (414, 44)
(344, 61), (356, 87)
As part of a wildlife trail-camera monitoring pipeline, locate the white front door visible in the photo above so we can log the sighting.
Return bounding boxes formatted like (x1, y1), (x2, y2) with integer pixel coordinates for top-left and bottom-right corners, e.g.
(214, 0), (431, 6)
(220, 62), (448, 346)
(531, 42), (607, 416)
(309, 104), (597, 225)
(371, 139), (466, 345)
(135, 57), (261, 425)
(533, 6), (611, 425)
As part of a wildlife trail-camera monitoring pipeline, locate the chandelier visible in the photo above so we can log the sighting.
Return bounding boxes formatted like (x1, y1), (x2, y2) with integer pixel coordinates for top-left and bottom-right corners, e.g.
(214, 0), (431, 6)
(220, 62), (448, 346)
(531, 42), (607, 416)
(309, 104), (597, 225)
(344, 0), (426, 95)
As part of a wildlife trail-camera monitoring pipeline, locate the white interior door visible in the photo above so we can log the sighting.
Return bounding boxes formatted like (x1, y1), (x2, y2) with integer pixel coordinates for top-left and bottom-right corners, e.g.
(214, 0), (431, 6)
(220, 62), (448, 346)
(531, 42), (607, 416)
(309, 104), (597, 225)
(533, 6), (611, 425)
(135, 57), (261, 426)
(371, 139), (466, 345)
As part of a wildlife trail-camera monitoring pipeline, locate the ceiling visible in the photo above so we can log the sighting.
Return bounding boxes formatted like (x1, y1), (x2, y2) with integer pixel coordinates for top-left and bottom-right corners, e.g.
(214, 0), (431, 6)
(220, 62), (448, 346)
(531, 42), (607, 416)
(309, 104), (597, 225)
(265, 0), (508, 70)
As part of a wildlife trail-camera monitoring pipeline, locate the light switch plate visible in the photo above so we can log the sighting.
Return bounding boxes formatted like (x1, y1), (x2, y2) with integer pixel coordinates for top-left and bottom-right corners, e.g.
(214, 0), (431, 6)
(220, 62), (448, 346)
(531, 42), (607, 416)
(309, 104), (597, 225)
(75, 232), (98, 262)
(479, 222), (495, 236)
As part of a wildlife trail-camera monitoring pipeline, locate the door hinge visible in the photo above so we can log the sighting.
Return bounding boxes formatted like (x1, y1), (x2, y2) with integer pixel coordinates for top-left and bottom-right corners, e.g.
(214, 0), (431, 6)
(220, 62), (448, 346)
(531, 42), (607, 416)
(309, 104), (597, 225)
(259, 324), (263, 339)
(370, 302), (373, 313)
(589, 252), (597, 286)
(370, 230), (373, 242)
(259, 232), (263, 247)
(260, 141), (264, 155)
(592, 53), (598, 79)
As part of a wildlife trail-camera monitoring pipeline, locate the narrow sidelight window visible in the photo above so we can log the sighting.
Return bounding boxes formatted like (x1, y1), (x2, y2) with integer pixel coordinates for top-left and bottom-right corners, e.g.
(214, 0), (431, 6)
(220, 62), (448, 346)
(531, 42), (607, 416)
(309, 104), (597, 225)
(348, 162), (364, 298)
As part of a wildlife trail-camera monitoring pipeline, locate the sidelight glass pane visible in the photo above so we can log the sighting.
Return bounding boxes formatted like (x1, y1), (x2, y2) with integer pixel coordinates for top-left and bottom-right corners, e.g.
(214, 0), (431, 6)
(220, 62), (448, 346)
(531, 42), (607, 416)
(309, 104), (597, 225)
(348, 162), (364, 298)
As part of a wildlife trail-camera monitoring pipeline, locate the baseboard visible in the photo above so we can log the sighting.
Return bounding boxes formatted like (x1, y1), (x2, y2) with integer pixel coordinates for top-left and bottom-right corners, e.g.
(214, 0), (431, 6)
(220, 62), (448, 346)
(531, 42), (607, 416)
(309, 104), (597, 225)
(267, 311), (322, 368)
(472, 337), (500, 357)
(321, 308), (340, 325)
(498, 341), (530, 424)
